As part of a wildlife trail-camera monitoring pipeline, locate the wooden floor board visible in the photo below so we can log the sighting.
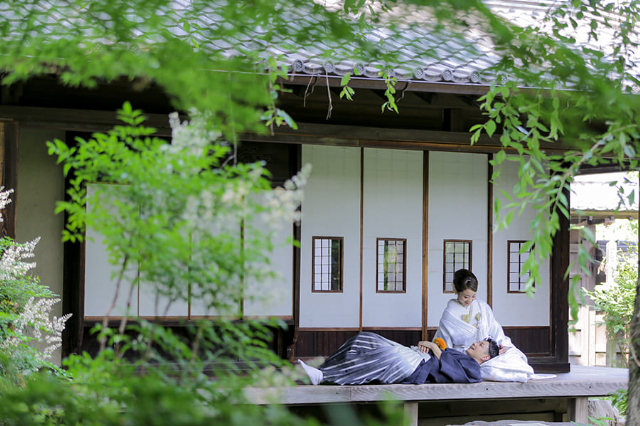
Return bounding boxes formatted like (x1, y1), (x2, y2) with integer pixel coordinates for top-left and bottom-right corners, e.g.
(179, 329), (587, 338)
(244, 365), (627, 405)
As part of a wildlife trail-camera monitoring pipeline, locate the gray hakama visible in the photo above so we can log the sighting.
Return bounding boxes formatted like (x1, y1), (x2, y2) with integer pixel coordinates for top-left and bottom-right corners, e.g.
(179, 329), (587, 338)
(319, 332), (424, 385)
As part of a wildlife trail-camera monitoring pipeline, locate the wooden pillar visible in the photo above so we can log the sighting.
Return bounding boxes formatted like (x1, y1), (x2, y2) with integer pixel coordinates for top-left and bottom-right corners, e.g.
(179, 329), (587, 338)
(422, 151), (429, 340)
(403, 402), (418, 426)
(486, 154), (493, 307)
(290, 144), (302, 361)
(0, 121), (18, 239)
(550, 183), (571, 372)
(567, 397), (589, 423)
(61, 131), (85, 358)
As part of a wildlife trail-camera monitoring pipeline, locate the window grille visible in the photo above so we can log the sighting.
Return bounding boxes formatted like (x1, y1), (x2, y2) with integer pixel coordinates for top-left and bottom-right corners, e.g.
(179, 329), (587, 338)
(377, 238), (406, 292)
(508, 240), (532, 293)
(312, 236), (343, 292)
(443, 240), (472, 293)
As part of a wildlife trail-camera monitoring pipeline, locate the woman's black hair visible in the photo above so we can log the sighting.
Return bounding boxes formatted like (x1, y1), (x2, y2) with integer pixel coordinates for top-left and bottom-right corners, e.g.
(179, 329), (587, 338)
(486, 338), (500, 359)
(453, 269), (478, 293)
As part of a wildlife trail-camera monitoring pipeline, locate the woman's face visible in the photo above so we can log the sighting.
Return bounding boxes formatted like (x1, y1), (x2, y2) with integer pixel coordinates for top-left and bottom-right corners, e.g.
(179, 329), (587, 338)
(456, 288), (476, 307)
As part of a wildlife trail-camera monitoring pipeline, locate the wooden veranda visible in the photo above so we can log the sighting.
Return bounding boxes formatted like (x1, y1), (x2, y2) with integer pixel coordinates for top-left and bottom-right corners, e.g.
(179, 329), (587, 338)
(245, 365), (628, 425)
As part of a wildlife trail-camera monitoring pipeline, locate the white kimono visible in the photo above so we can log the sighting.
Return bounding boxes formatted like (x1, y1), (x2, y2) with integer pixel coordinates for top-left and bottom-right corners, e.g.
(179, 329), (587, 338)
(434, 298), (555, 382)
(433, 298), (513, 352)
(481, 345), (554, 382)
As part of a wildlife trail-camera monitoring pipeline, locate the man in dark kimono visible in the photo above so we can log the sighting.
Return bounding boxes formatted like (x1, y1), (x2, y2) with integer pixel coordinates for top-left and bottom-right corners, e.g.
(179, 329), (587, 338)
(298, 332), (499, 385)
(401, 339), (498, 384)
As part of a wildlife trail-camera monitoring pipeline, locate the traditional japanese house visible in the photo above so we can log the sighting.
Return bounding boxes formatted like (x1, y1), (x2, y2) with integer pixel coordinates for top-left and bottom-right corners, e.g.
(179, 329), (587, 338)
(1, 1), (631, 379)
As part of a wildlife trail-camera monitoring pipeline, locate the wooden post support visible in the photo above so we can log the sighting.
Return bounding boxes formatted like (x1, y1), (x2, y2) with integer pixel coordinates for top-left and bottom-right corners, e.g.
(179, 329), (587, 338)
(567, 397), (589, 424)
(0, 121), (18, 240)
(403, 402), (418, 426)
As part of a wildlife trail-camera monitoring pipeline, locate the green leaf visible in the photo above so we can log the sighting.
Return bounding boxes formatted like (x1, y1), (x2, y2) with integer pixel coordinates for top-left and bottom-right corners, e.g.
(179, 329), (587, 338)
(485, 120), (497, 137)
(624, 144), (636, 158)
(581, 226), (595, 245)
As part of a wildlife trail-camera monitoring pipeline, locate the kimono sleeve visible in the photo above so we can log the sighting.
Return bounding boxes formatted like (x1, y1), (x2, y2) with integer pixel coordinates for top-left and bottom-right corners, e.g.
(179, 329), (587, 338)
(479, 299), (513, 348)
(432, 350), (482, 383)
(433, 320), (454, 350)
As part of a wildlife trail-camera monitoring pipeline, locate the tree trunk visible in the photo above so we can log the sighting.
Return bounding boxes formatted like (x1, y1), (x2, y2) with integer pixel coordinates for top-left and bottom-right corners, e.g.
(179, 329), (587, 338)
(627, 210), (640, 426)
(628, 275), (640, 423)
(630, 180), (640, 424)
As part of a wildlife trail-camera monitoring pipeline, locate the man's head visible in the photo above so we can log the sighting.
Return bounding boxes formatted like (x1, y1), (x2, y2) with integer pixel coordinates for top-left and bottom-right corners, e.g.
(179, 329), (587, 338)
(465, 339), (500, 364)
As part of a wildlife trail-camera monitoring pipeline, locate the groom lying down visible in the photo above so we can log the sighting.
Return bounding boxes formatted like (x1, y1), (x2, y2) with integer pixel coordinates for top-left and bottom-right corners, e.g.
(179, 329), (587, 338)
(299, 331), (499, 385)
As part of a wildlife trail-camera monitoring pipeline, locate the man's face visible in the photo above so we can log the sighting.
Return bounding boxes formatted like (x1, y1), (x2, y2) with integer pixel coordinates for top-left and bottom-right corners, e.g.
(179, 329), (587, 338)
(466, 340), (490, 363)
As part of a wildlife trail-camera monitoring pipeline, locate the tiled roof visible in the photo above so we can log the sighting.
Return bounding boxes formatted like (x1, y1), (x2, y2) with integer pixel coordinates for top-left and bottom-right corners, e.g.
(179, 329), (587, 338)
(180, 0), (504, 85)
(181, 0), (638, 89)
(1, 1), (636, 89)
(571, 173), (639, 213)
(208, 0), (636, 87)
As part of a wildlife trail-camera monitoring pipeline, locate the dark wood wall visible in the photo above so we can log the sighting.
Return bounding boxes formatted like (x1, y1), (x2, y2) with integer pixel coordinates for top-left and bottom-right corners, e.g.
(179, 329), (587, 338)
(293, 327), (551, 360)
(294, 329), (423, 359)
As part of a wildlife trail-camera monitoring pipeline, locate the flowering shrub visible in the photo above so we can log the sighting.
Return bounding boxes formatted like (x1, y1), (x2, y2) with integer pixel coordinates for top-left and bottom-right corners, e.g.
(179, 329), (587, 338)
(0, 188), (71, 383)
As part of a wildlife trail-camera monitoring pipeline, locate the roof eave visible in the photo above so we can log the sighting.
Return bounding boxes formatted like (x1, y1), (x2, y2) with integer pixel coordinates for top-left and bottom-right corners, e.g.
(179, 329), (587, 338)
(281, 74), (492, 96)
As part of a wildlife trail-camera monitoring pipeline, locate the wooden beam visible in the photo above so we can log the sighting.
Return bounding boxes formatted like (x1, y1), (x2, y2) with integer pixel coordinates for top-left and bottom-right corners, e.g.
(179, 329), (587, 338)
(443, 108), (465, 132)
(0, 106), (576, 155)
(0, 106), (174, 136)
(248, 122), (488, 144)
(456, 94), (482, 108)
(413, 92), (439, 105)
(415, 398), (566, 419)
(0, 121), (18, 239)
(279, 75), (492, 96)
(241, 122), (568, 154)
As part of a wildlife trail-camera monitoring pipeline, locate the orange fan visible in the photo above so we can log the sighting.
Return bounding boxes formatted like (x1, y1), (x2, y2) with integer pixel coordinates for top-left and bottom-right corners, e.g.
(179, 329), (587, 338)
(433, 337), (447, 350)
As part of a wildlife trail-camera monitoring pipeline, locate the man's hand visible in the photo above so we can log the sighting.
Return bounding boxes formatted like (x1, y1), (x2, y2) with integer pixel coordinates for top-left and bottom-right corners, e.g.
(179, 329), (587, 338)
(418, 341), (442, 360)
(499, 344), (507, 355)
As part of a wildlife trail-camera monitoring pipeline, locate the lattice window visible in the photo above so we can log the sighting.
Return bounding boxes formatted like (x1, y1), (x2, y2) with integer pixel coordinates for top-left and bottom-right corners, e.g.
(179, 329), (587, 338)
(443, 240), (472, 293)
(312, 237), (343, 292)
(377, 238), (406, 292)
(508, 240), (532, 293)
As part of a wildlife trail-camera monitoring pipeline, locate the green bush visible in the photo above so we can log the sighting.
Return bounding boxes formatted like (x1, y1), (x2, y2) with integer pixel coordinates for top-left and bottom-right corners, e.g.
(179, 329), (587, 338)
(584, 242), (636, 369)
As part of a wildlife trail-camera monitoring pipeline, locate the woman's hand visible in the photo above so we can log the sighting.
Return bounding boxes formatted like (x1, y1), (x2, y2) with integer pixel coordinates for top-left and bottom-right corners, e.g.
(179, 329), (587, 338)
(499, 344), (507, 355)
(417, 341), (442, 360)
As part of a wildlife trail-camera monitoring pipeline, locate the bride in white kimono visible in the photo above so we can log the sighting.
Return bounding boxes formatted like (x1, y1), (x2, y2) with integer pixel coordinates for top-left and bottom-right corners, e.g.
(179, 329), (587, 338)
(433, 269), (513, 352)
(434, 269), (551, 382)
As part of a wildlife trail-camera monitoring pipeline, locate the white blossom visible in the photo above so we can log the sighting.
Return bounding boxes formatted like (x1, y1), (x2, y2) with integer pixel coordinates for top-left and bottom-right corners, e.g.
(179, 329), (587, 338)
(261, 163), (312, 230)
(2, 297), (71, 361)
(0, 237), (40, 280)
(0, 187), (71, 372)
(0, 187), (13, 222)
(165, 109), (222, 158)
